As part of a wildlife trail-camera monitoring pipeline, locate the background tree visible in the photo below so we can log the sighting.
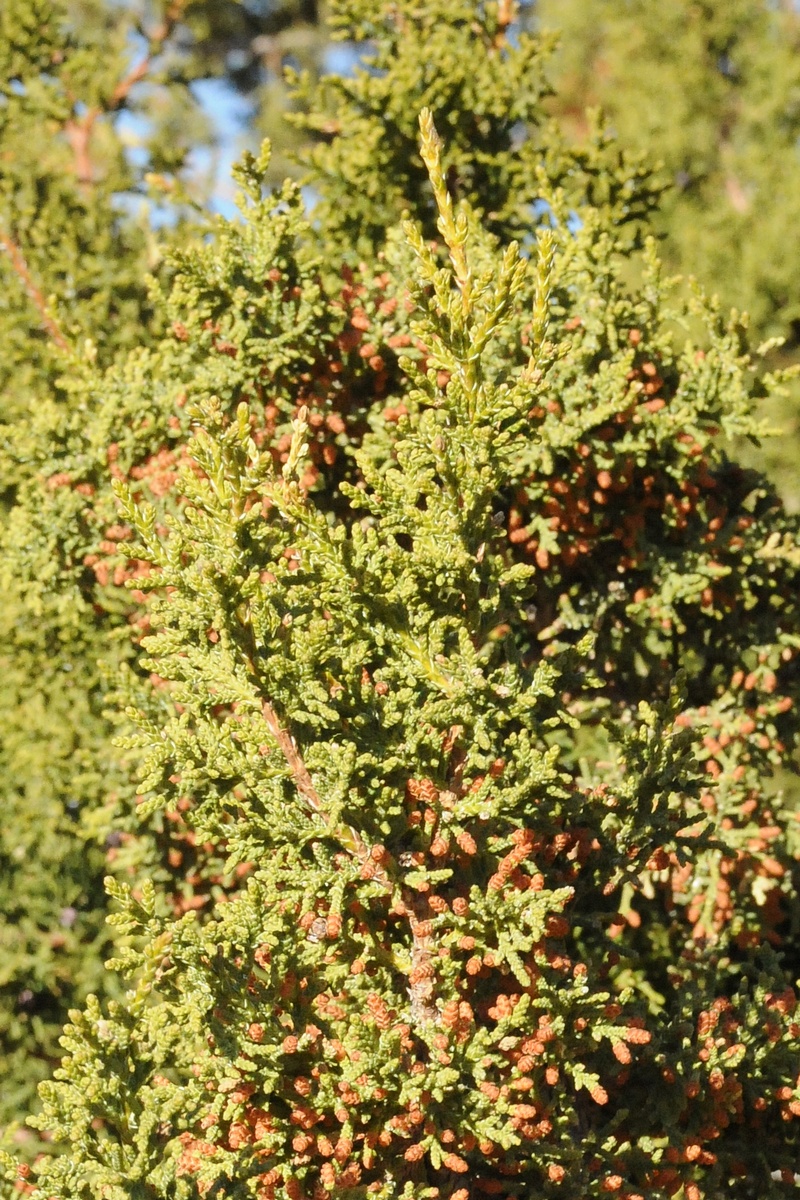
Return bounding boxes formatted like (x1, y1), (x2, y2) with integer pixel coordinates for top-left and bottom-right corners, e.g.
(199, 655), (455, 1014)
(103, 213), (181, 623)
(532, 0), (800, 503)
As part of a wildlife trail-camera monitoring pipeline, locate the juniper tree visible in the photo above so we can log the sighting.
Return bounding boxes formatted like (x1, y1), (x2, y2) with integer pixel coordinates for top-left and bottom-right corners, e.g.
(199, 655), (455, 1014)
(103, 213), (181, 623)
(4, 58), (800, 1194)
(0, 0), (664, 1128)
(4, 0), (800, 1191)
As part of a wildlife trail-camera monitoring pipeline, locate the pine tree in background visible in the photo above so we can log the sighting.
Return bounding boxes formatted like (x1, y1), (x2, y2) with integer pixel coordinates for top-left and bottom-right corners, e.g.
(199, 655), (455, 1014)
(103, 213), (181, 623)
(1, 0), (799, 1194)
(532, 0), (800, 503)
(534, 0), (800, 342)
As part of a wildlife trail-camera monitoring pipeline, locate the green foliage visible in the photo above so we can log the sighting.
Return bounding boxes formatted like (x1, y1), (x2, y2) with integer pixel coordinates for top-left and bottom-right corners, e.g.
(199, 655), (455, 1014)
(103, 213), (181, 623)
(0, 0), (156, 1131)
(0, 0), (331, 1130)
(533, 0), (800, 503)
(1, 2), (800, 1195)
(290, 0), (663, 257)
(535, 0), (800, 343)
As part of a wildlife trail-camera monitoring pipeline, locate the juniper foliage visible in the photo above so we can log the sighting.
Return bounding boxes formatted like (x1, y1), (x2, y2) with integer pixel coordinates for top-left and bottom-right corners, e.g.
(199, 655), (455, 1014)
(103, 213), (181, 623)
(0, 0), (323, 1128)
(0, 0), (661, 1126)
(2, 2), (800, 1196)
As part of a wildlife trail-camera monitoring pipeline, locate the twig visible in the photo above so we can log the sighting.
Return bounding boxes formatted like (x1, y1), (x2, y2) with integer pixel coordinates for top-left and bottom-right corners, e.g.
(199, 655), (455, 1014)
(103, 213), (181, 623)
(261, 698), (438, 1023)
(0, 231), (72, 354)
(261, 699), (386, 878)
(261, 699), (328, 818)
(111, 53), (155, 109)
(65, 0), (187, 187)
(497, 0), (516, 29)
(406, 895), (438, 1025)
